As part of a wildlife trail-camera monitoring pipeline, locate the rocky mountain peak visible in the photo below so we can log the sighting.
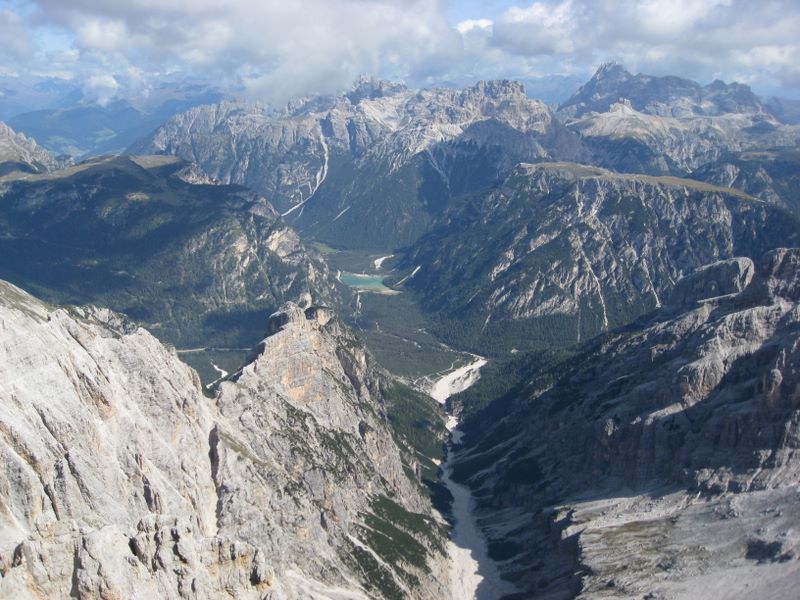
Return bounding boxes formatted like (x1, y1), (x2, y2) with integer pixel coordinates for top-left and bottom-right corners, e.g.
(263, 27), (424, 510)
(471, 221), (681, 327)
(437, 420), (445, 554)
(592, 60), (631, 83)
(266, 302), (334, 334)
(0, 121), (65, 175)
(666, 256), (755, 310)
(347, 75), (407, 103)
(739, 247), (800, 304)
(267, 301), (309, 332)
(465, 79), (527, 100)
(701, 78), (764, 115)
(558, 63), (771, 120)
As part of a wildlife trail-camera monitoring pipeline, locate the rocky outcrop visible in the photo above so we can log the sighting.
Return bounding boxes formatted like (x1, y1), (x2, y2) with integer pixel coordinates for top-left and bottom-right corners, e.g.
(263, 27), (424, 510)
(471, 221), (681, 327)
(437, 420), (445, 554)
(0, 122), (66, 176)
(398, 162), (800, 353)
(664, 257), (754, 311)
(452, 248), (800, 597)
(0, 281), (448, 599)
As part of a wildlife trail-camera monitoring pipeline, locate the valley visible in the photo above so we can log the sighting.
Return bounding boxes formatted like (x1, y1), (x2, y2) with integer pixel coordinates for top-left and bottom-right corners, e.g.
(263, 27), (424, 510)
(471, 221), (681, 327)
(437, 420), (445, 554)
(1, 55), (799, 600)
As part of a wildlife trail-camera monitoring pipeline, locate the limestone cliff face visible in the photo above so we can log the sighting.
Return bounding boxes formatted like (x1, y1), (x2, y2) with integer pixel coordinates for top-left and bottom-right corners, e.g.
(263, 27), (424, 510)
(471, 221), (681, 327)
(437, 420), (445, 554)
(398, 162), (800, 353)
(452, 249), (800, 598)
(0, 122), (67, 176)
(691, 149), (800, 218)
(0, 282), (447, 599)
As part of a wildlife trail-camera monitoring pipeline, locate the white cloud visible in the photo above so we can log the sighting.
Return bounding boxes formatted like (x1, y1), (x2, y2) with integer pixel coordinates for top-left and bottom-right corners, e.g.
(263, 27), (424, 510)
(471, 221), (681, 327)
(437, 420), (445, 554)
(77, 18), (128, 50)
(26, 0), (462, 103)
(456, 18), (493, 34)
(491, 1), (576, 55)
(85, 72), (119, 105)
(477, 0), (800, 96)
(0, 9), (33, 61)
(635, 0), (732, 37)
(2, 0), (798, 104)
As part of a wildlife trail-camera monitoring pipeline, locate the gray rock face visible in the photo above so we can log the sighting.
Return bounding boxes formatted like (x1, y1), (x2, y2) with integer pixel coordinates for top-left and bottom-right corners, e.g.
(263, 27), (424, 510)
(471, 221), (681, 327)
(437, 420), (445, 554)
(399, 162), (800, 352)
(0, 122), (67, 175)
(557, 65), (800, 176)
(563, 100), (798, 176)
(0, 282), (447, 599)
(691, 149), (800, 217)
(132, 69), (799, 250)
(665, 257), (754, 311)
(452, 248), (800, 597)
(559, 62), (771, 120)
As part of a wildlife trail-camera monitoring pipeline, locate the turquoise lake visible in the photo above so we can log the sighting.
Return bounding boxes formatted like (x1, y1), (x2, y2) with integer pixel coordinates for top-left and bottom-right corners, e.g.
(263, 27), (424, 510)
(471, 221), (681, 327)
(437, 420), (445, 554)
(339, 272), (396, 293)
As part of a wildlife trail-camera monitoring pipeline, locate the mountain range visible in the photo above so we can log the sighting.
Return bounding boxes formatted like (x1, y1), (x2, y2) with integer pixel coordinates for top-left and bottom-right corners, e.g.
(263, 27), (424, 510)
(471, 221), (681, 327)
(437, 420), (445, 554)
(0, 63), (798, 599)
(0, 154), (341, 350)
(132, 66), (799, 255)
(394, 161), (800, 354)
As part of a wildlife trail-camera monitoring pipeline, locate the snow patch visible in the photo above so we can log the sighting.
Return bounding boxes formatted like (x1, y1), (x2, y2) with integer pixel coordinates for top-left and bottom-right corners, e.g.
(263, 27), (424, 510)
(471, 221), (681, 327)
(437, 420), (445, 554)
(443, 420), (517, 599)
(373, 254), (394, 270)
(332, 206), (350, 222)
(429, 357), (487, 404)
(395, 265), (421, 286)
(211, 362), (228, 378)
(281, 129), (329, 217)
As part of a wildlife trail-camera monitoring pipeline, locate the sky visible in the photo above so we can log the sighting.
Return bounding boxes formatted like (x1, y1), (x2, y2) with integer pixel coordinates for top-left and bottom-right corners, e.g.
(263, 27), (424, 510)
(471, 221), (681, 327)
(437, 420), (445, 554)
(1, 0), (799, 105)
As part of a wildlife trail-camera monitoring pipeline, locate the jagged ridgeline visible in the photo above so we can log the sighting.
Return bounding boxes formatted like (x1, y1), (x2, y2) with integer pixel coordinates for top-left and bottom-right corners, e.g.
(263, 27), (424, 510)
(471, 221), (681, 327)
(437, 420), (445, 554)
(130, 68), (800, 257)
(0, 154), (343, 349)
(0, 121), (70, 176)
(558, 62), (799, 178)
(692, 148), (800, 217)
(449, 248), (800, 598)
(0, 281), (450, 598)
(131, 79), (589, 250)
(396, 162), (800, 354)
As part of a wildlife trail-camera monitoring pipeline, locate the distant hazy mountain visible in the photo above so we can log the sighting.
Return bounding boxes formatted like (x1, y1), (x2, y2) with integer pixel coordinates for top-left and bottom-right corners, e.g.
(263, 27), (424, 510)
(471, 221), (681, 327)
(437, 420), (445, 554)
(451, 248), (800, 598)
(0, 155), (342, 348)
(0, 75), (84, 122)
(395, 162), (800, 353)
(8, 86), (223, 158)
(766, 96), (800, 124)
(557, 64), (799, 176)
(519, 73), (584, 104)
(559, 62), (770, 119)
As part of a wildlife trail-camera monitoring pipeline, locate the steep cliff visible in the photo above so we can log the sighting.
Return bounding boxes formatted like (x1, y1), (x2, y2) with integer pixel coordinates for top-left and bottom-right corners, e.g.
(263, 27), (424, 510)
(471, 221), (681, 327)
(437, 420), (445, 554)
(0, 122), (67, 177)
(398, 162), (800, 354)
(0, 281), (448, 599)
(451, 248), (800, 598)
